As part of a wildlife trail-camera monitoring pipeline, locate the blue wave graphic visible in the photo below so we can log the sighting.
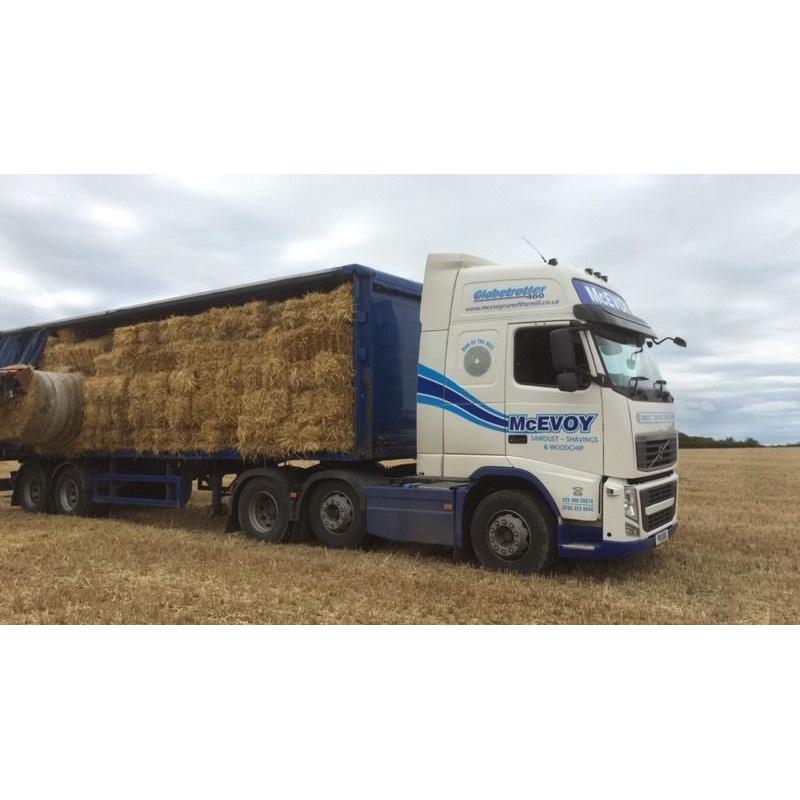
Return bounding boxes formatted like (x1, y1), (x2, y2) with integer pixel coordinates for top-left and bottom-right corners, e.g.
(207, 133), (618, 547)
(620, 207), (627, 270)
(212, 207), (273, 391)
(416, 395), (507, 433)
(417, 364), (508, 432)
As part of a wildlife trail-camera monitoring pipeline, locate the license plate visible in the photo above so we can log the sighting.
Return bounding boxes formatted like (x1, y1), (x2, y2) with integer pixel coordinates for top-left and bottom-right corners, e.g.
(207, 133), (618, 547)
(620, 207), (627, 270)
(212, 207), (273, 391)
(655, 529), (669, 546)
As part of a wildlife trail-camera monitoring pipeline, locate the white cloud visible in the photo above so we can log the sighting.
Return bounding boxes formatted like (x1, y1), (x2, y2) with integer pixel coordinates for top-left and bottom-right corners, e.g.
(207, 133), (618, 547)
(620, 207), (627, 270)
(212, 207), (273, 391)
(739, 400), (800, 415)
(0, 269), (32, 292)
(31, 289), (96, 311)
(283, 221), (368, 264)
(90, 204), (138, 231)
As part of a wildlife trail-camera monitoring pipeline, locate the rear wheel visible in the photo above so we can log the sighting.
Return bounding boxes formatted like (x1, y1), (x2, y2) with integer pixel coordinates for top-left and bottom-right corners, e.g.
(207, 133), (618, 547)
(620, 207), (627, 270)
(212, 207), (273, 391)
(470, 489), (556, 574)
(17, 462), (48, 514)
(308, 480), (365, 548)
(52, 466), (94, 516)
(237, 477), (291, 543)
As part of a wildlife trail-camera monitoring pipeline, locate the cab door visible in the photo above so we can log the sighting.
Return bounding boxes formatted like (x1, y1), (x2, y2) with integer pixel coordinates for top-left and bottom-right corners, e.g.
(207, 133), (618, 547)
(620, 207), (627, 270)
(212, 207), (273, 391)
(505, 323), (604, 519)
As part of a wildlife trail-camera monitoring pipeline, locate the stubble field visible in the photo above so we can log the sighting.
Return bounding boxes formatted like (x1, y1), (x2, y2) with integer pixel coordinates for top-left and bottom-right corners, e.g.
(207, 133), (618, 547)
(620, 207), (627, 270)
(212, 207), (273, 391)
(0, 448), (797, 624)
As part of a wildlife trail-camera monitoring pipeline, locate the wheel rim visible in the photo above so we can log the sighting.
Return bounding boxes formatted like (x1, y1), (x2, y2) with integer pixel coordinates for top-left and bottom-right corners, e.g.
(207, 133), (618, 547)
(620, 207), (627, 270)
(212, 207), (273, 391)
(319, 491), (354, 535)
(248, 491), (278, 536)
(59, 477), (80, 513)
(487, 510), (532, 561)
(24, 477), (42, 507)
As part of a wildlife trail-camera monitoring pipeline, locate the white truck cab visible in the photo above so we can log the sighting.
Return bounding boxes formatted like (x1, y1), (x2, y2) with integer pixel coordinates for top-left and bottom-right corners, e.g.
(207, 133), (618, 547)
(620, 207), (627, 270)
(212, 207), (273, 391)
(414, 253), (681, 564)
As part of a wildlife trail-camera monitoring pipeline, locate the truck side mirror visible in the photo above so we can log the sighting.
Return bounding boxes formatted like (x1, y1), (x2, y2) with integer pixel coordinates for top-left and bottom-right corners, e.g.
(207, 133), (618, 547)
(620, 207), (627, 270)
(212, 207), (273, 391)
(557, 372), (580, 393)
(550, 328), (577, 373)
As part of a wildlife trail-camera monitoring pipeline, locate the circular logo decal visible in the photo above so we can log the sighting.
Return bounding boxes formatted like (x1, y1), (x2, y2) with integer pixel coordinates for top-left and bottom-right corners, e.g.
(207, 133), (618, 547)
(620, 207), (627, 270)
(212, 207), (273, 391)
(464, 345), (492, 377)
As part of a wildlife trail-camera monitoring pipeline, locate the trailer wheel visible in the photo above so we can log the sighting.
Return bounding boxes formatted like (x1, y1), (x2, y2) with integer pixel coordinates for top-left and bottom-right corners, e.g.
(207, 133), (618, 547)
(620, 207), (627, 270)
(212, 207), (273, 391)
(470, 490), (556, 574)
(308, 480), (365, 549)
(52, 466), (94, 516)
(237, 477), (290, 543)
(17, 462), (49, 514)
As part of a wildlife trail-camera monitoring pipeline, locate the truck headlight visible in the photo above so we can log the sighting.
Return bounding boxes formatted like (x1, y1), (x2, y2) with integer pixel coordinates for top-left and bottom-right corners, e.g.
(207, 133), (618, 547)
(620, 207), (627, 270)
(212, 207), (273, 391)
(623, 486), (639, 522)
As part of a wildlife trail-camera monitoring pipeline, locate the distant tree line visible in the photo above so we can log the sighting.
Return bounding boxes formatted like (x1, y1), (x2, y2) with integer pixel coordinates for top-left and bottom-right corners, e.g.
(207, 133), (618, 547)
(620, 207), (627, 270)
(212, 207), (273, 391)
(679, 432), (761, 448)
(678, 433), (800, 448)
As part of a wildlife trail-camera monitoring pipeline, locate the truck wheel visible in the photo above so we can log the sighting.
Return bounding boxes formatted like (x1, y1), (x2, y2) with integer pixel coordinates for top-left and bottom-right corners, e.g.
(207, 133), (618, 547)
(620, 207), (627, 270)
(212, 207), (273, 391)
(470, 490), (556, 574)
(17, 462), (48, 514)
(308, 480), (365, 549)
(52, 466), (94, 516)
(237, 477), (290, 543)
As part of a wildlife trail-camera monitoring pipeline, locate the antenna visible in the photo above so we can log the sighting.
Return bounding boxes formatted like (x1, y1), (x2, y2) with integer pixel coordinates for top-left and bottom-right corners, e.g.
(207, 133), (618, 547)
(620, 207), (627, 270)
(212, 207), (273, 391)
(521, 236), (547, 264)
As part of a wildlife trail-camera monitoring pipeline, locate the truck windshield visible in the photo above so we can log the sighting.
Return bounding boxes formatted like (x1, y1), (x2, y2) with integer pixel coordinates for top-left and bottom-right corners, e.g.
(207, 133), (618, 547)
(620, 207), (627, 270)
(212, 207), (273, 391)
(593, 330), (665, 397)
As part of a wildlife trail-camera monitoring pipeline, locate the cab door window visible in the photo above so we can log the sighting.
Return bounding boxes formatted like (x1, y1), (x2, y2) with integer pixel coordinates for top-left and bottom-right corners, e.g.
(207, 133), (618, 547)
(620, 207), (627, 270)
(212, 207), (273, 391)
(514, 326), (588, 387)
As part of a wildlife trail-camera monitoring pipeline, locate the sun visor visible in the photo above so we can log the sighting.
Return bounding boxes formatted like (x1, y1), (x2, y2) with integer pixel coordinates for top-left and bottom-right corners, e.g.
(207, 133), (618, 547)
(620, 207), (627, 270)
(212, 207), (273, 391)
(573, 304), (657, 338)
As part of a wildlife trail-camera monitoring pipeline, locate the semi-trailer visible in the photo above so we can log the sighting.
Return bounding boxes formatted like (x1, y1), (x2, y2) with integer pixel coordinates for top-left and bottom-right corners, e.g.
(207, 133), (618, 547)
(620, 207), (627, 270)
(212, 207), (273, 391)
(0, 254), (685, 574)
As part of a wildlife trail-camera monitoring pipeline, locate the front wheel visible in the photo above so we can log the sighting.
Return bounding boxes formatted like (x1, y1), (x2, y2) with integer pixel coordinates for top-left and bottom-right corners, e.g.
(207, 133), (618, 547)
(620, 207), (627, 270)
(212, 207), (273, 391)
(470, 490), (556, 574)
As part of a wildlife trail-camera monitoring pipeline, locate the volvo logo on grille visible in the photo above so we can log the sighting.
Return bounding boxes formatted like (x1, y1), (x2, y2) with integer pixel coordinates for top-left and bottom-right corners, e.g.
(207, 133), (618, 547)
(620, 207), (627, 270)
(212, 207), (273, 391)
(649, 438), (671, 469)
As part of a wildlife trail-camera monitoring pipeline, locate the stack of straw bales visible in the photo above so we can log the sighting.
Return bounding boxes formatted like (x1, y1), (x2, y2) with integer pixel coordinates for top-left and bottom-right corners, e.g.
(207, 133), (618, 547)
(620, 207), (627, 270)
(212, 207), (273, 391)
(0, 282), (355, 457)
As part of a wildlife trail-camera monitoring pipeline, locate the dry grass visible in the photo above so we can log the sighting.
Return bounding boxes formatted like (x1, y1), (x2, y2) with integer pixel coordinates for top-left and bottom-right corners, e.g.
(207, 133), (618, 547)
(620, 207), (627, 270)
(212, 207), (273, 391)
(0, 449), (798, 624)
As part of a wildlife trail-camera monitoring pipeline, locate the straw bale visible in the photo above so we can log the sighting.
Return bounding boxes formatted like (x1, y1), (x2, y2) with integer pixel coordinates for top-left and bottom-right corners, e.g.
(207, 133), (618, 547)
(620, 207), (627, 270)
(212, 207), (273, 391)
(82, 376), (129, 427)
(0, 380), (44, 443)
(160, 315), (198, 343)
(127, 373), (170, 434)
(92, 352), (116, 375)
(303, 283), (354, 327)
(274, 388), (354, 456)
(237, 388), (291, 456)
(195, 421), (236, 454)
(54, 327), (83, 344)
(164, 372), (196, 430)
(7, 280), (356, 456)
(0, 373), (84, 450)
(110, 344), (177, 374)
(39, 334), (113, 375)
(112, 325), (138, 348)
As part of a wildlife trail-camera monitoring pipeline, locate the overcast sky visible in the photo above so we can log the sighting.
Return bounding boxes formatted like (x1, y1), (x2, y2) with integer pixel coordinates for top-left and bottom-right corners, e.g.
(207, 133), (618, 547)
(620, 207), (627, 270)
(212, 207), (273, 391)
(1, 175), (798, 443)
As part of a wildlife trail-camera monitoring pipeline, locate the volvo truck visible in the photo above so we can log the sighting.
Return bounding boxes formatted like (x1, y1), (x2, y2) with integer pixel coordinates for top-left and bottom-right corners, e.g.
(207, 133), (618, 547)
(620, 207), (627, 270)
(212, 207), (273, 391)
(0, 254), (684, 574)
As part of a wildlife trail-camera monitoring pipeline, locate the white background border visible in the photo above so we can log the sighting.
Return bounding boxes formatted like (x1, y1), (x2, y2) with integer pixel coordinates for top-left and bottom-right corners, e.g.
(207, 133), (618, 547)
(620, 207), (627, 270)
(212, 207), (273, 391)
(1, 1), (798, 797)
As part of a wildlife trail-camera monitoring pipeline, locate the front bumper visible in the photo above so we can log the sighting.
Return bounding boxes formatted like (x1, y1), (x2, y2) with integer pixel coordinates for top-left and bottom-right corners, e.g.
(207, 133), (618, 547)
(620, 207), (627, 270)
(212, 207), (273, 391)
(558, 521), (678, 560)
(557, 471), (678, 560)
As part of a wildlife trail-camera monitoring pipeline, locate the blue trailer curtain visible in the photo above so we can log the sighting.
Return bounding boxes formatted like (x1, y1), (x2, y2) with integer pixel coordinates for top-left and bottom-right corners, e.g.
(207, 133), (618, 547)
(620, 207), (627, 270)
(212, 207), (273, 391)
(0, 329), (50, 368)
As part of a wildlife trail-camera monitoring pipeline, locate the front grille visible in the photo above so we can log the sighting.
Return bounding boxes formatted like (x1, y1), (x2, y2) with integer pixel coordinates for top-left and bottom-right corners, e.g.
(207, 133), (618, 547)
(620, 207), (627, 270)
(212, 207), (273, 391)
(641, 481), (676, 507)
(644, 506), (674, 533)
(636, 435), (677, 471)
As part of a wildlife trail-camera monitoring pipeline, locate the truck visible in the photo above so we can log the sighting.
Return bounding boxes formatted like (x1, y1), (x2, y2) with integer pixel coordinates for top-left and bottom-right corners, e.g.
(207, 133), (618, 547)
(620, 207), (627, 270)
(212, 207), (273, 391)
(0, 254), (684, 574)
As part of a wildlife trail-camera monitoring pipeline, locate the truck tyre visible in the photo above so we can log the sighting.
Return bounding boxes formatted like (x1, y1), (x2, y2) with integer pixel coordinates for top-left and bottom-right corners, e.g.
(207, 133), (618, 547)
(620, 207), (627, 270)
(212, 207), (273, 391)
(470, 489), (556, 574)
(237, 477), (291, 543)
(52, 466), (94, 516)
(17, 462), (49, 514)
(308, 480), (365, 549)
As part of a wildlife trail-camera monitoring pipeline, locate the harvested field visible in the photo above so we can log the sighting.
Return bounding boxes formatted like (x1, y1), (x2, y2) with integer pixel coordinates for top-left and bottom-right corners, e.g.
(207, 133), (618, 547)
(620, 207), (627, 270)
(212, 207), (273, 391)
(0, 448), (798, 624)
